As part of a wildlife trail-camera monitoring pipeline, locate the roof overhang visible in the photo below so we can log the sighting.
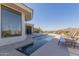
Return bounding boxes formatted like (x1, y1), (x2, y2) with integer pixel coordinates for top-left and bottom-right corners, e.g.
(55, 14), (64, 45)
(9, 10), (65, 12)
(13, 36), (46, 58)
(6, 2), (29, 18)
(1, 3), (33, 21)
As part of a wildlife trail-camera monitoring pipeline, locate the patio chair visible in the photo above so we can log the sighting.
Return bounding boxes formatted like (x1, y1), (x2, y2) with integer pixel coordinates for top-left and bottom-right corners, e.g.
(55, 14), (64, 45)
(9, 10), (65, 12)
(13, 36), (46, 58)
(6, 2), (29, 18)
(58, 38), (73, 47)
(73, 38), (79, 48)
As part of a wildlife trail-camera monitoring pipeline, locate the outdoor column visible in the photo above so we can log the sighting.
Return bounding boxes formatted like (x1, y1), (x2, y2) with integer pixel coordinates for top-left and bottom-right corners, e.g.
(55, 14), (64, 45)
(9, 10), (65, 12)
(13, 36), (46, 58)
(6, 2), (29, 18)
(22, 12), (26, 37)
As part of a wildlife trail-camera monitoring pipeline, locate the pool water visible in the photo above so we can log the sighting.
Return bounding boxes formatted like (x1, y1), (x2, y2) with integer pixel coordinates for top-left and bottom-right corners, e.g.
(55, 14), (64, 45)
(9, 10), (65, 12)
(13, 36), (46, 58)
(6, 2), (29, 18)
(17, 36), (52, 56)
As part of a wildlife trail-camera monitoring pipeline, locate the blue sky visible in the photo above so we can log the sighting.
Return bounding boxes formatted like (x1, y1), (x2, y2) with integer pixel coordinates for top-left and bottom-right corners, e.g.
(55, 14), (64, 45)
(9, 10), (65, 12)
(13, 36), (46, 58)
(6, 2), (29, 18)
(26, 3), (79, 31)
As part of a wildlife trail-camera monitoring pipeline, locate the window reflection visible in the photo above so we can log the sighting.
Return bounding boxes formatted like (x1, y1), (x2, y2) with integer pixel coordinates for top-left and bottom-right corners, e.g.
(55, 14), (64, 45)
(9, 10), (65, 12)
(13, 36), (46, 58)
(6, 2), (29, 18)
(1, 5), (22, 38)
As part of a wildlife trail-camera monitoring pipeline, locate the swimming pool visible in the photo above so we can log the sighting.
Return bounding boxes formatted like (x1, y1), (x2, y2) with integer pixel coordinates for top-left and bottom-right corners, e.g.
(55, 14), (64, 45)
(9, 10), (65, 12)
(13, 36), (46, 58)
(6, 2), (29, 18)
(17, 36), (52, 56)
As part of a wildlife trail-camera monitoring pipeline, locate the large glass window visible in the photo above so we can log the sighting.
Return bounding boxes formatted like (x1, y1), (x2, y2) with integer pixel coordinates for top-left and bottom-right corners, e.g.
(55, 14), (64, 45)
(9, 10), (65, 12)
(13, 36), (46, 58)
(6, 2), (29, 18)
(1, 5), (22, 38)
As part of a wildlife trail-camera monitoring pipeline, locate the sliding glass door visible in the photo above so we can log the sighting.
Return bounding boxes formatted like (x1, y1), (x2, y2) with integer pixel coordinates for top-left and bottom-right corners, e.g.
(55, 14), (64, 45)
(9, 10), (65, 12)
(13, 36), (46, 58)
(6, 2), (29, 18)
(25, 26), (32, 35)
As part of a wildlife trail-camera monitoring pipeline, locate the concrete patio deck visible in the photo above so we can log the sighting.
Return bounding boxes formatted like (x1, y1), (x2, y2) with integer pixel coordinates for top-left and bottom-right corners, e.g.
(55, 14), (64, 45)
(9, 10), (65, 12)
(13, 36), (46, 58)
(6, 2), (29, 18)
(68, 47), (79, 56)
(31, 38), (69, 56)
(0, 38), (33, 56)
(0, 35), (78, 56)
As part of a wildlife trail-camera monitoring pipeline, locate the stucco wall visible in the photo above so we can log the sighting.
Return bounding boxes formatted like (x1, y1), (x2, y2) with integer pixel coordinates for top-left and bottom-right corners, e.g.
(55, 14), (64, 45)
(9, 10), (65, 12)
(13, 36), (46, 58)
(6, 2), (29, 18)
(0, 4), (33, 46)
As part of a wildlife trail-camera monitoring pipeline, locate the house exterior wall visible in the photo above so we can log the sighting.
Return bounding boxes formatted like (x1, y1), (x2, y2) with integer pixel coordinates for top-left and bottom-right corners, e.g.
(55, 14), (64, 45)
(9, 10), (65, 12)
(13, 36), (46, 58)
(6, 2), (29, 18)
(0, 4), (33, 46)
